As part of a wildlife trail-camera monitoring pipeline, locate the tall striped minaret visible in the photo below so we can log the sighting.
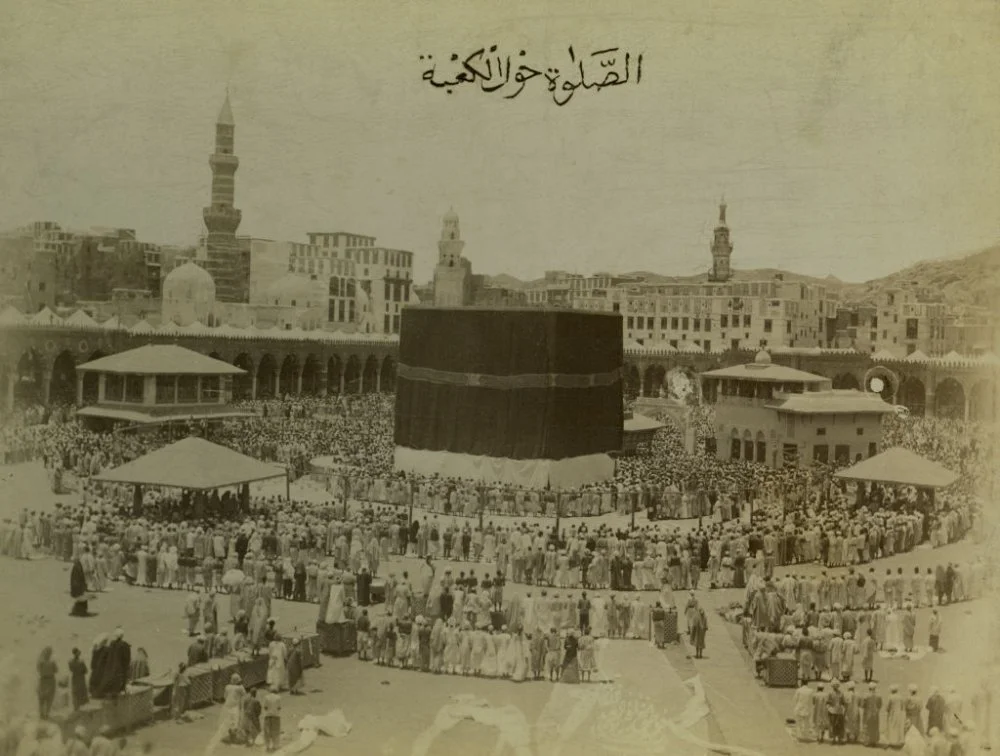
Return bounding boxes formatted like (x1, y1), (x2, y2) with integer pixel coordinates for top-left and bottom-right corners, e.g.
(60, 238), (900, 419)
(201, 91), (245, 301)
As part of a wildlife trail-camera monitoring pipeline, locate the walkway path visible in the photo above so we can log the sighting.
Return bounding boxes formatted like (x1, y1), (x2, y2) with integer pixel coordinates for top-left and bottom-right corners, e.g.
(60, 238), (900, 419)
(679, 591), (800, 756)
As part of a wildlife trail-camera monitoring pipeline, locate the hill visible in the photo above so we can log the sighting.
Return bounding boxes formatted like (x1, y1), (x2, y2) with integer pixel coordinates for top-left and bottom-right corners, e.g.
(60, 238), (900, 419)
(839, 245), (1000, 308)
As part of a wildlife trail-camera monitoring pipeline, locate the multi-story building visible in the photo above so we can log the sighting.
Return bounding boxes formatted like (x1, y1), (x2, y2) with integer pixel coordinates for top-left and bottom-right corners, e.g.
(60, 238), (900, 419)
(701, 350), (893, 468)
(871, 288), (951, 357)
(304, 230), (414, 335)
(0, 232), (56, 312)
(832, 304), (879, 353)
(568, 204), (839, 351)
(61, 227), (160, 302)
(944, 306), (998, 356)
(525, 271), (640, 307)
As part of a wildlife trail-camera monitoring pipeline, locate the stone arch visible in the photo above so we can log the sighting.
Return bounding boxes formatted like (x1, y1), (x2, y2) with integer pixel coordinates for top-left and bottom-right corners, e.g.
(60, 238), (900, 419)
(380, 356), (396, 393)
(832, 372), (861, 390)
(233, 353), (254, 400)
(81, 350), (105, 404)
(14, 349), (44, 406)
(643, 364), (666, 397)
(344, 355), (361, 394)
(301, 355), (321, 395)
(934, 378), (966, 420)
(49, 350), (77, 405)
(623, 364), (640, 400)
(327, 355), (342, 394)
(257, 353), (277, 399)
(969, 380), (994, 423)
(863, 366), (898, 403)
(362, 355), (379, 393)
(755, 430), (767, 464)
(897, 376), (926, 416)
(742, 429), (754, 461)
(279, 354), (300, 397)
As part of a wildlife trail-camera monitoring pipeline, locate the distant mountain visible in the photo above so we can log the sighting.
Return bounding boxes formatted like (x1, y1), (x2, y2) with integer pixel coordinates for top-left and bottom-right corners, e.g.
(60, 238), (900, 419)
(839, 245), (1000, 309)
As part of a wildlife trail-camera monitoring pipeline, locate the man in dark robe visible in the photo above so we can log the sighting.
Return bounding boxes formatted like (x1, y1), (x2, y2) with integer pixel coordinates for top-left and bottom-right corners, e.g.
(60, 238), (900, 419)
(70, 559), (89, 617)
(357, 567), (372, 607)
(105, 628), (132, 697)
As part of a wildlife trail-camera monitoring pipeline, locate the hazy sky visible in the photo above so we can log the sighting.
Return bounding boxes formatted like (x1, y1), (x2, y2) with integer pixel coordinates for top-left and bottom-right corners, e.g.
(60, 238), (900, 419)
(1, 0), (997, 284)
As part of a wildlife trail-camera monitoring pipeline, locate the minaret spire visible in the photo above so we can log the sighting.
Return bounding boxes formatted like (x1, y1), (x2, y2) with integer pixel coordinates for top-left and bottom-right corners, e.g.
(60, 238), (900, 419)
(708, 202), (733, 283)
(201, 91), (244, 302)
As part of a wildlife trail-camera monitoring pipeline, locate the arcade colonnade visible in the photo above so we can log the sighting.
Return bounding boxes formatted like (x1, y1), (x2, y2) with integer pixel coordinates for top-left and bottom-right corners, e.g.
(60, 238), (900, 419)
(0, 326), (997, 422)
(0, 328), (398, 410)
(625, 352), (1000, 423)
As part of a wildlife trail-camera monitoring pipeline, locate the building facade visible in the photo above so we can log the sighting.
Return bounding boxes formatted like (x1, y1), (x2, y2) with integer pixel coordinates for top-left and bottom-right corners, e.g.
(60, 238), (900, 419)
(701, 351), (893, 468)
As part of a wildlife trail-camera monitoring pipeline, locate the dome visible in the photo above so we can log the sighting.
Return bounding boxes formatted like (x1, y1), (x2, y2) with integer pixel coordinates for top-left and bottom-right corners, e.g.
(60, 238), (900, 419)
(162, 261), (216, 326)
(164, 260), (214, 291)
(443, 207), (459, 222)
(754, 349), (772, 364)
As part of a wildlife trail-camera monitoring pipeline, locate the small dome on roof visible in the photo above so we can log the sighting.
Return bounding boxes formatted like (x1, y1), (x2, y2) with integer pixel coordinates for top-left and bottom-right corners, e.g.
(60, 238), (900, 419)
(165, 261), (214, 290)
(444, 207), (458, 222)
(754, 349), (772, 365)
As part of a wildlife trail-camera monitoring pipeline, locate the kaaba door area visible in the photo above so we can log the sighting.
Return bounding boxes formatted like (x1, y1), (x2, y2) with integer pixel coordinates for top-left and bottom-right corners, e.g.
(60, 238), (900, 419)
(393, 307), (624, 489)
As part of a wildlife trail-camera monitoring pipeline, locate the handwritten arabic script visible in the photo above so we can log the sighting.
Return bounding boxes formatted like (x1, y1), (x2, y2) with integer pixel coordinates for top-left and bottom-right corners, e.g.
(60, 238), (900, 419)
(420, 46), (643, 106)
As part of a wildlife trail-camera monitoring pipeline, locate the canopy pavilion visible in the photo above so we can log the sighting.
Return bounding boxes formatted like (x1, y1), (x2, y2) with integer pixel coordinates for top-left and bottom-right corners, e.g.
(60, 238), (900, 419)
(833, 446), (959, 511)
(75, 344), (255, 432)
(620, 411), (665, 455)
(94, 436), (290, 516)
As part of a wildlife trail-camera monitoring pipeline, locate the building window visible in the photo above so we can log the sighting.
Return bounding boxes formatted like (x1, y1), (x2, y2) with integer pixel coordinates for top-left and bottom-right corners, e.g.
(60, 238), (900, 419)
(834, 445), (850, 465)
(384, 315), (390, 332)
(177, 375), (198, 403)
(682, 317), (689, 330)
(124, 375), (144, 403)
(721, 315), (728, 328)
(200, 376), (220, 403)
(704, 318), (711, 331)
(868, 442), (877, 457)
(743, 315), (751, 328)
(764, 319), (772, 333)
(155, 375), (176, 403)
(813, 444), (829, 463)
(856, 427), (864, 435)
(906, 318), (918, 339)
(105, 374), (124, 402)
(627, 317), (634, 329)
(816, 427), (826, 436)
(671, 317), (679, 330)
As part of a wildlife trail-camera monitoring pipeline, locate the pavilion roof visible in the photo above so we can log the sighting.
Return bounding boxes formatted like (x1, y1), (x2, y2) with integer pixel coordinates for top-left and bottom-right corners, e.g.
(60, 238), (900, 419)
(771, 389), (895, 415)
(700, 362), (827, 383)
(93, 436), (286, 490)
(833, 446), (958, 489)
(77, 344), (244, 375)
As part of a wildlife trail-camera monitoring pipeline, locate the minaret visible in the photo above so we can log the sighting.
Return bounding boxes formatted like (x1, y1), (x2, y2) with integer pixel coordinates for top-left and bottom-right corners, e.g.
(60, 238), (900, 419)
(433, 207), (471, 306)
(437, 207), (464, 267)
(201, 91), (245, 302)
(708, 201), (733, 282)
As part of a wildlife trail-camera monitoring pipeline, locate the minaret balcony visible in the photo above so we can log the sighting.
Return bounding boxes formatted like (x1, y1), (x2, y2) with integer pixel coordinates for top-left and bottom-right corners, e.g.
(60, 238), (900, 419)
(209, 153), (240, 169)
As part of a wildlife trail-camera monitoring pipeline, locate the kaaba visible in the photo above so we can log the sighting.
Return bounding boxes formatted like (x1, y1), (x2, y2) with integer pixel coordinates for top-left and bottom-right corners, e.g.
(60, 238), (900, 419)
(394, 307), (624, 488)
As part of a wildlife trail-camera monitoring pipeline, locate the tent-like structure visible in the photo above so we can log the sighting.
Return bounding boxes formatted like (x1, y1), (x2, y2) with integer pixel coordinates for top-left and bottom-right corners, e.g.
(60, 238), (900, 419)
(833, 447), (958, 489)
(94, 436), (287, 491)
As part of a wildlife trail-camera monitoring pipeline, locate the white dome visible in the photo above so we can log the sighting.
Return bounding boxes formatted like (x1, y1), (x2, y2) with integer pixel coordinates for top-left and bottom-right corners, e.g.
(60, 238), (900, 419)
(162, 261), (215, 326)
(164, 261), (214, 291)
(754, 349), (772, 364)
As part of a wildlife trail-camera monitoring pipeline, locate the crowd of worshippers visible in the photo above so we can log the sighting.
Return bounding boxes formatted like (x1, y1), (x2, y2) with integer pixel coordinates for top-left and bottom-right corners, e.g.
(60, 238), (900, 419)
(359, 615), (598, 683)
(0, 722), (142, 756)
(3, 392), (995, 517)
(790, 679), (991, 751)
(34, 628), (140, 722)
